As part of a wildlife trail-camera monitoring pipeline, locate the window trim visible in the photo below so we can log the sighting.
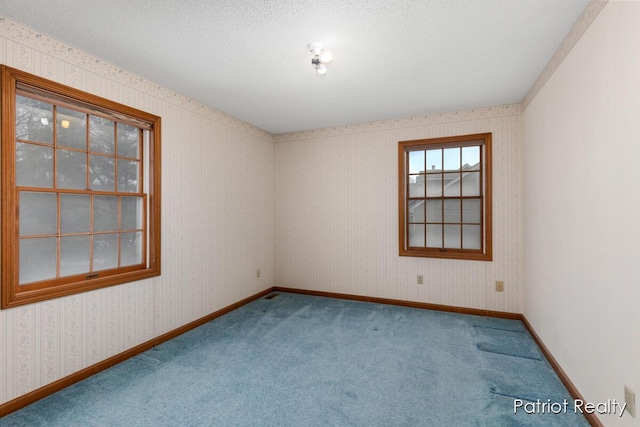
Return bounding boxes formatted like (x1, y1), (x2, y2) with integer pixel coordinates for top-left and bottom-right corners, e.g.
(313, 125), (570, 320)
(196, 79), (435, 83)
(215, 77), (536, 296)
(398, 133), (492, 261)
(1, 65), (161, 308)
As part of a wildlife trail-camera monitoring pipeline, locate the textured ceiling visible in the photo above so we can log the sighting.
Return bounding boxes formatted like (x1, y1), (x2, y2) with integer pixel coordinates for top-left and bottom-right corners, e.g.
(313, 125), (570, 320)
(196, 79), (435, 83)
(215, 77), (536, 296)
(0, 0), (590, 134)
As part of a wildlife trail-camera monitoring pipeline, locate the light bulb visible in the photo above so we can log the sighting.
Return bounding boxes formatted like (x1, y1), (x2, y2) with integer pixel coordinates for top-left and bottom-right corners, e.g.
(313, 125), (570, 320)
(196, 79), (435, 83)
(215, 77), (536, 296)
(319, 50), (333, 63)
(316, 64), (327, 75)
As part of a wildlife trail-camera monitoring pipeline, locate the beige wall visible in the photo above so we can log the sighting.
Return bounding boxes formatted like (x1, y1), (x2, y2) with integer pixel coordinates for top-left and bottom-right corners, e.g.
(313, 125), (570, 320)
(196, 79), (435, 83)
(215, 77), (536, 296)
(522, 2), (640, 425)
(0, 18), (275, 405)
(274, 106), (523, 312)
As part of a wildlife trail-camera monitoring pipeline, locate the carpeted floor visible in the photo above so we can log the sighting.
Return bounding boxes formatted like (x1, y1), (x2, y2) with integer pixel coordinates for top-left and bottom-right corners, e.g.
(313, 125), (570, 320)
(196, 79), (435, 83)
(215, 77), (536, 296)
(0, 292), (590, 426)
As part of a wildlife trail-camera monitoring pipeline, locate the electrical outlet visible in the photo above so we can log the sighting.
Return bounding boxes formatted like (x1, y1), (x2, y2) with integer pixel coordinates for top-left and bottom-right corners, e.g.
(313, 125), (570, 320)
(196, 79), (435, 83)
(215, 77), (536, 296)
(625, 385), (636, 417)
(417, 275), (424, 285)
(256, 269), (260, 278)
(495, 281), (504, 292)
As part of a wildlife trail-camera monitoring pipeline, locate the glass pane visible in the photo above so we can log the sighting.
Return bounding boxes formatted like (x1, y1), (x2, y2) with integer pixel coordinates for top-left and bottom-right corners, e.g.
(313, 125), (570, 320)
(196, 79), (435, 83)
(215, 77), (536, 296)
(56, 149), (87, 189)
(121, 197), (143, 230)
(444, 225), (461, 249)
(60, 235), (90, 277)
(57, 107), (87, 149)
(61, 194), (90, 233)
(426, 200), (442, 223)
(121, 231), (143, 267)
(93, 233), (118, 271)
(94, 196), (118, 232)
(462, 199), (481, 224)
(408, 224), (425, 247)
(117, 123), (140, 159)
(93, 196), (118, 232)
(408, 175), (424, 198)
(426, 149), (442, 172)
(408, 201), (424, 223)
(408, 151), (424, 174)
(443, 147), (460, 171)
(461, 171), (480, 196)
(16, 142), (54, 188)
(89, 115), (115, 154)
(462, 146), (480, 168)
(117, 159), (139, 193)
(462, 225), (481, 250)
(425, 174), (442, 197)
(426, 224), (443, 248)
(19, 237), (57, 284)
(443, 173), (461, 197)
(443, 199), (461, 223)
(16, 95), (53, 144)
(20, 192), (57, 236)
(89, 155), (115, 191)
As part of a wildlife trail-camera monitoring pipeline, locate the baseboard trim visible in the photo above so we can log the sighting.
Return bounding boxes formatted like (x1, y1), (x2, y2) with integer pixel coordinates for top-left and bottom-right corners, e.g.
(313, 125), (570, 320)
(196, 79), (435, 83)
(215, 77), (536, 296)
(0, 287), (273, 418)
(1, 285), (602, 427)
(273, 286), (522, 319)
(274, 286), (602, 427)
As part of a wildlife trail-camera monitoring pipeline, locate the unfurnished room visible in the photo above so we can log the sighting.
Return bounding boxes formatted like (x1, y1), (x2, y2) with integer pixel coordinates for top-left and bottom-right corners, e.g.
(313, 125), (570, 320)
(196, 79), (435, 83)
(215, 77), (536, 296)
(0, 1), (638, 426)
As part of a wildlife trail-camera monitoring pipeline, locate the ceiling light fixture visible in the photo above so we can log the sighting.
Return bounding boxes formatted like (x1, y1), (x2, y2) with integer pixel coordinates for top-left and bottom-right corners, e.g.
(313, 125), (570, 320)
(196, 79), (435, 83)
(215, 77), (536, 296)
(309, 42), (332, 76)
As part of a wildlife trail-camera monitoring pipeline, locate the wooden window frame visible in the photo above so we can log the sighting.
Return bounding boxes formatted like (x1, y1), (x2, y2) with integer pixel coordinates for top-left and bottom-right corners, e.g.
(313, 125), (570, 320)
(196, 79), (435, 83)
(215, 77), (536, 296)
(398, 133), (492, 261)
(1, 65), (161, 308)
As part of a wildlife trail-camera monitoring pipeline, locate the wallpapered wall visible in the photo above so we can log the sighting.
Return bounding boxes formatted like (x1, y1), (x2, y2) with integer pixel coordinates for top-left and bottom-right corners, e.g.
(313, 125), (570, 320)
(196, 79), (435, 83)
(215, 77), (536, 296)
(274, 106), (523, 313)
(0, 17), (275, 405)
(523, 3), (640, 425)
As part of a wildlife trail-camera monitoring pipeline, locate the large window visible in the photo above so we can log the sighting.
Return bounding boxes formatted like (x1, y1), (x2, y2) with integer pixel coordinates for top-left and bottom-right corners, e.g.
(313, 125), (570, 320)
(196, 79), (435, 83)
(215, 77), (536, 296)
(398, 133), (491, 261)
(1, 65), (161, 308)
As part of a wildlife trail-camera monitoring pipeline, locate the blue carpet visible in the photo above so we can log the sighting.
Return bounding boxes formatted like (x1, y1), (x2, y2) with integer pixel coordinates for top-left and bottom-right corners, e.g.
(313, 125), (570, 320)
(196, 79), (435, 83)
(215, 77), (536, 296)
(0, 293), (590, 426)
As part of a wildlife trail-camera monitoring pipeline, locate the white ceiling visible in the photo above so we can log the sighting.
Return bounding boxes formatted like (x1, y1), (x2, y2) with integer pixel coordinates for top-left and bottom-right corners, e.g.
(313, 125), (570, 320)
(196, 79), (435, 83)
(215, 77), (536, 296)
(1, 0), (591, 134)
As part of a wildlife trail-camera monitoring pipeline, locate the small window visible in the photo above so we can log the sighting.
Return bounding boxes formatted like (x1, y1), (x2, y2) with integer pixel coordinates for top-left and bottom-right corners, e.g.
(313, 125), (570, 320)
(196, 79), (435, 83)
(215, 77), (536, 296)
(1, 65), (161, 308)
(398, 133), (492, 261)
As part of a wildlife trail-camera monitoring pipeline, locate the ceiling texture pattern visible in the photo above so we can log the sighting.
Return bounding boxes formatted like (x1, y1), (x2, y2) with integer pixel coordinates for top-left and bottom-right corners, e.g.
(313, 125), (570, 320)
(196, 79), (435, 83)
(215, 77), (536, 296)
(0, 0), (591, 134)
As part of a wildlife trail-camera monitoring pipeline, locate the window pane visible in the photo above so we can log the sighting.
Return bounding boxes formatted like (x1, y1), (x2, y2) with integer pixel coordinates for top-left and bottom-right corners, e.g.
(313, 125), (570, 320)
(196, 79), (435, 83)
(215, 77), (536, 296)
(443, 173), (461, 196)
(60, 235), (90, 277)
(426, 149), (442, 172)
(57, 149), (87, 189)
(408, 151), (424, 174)
(121, 197), (143, 230)
(121, 231), (143, 267)
(94, 196), (118, 232)
(461, 171), (480, 196)
(93, 233), (118, 271)
(426, 224), (442, 248)
(444, 225), (461, 249)
(408, 224), (425, 247)
(89, 155), (115, 191)
(408, 201), (424, 223)
(408, 175), (424, 198)
(117, 123), (140, 159)
(461, 146), (480, 168)
(16, 95), (53, 144)
(57, 107), (87, 149)
(443, 199), (461, 223)
(19, 237), (57, 284)
(61, 194), (90, 234)
(462, 199), (481, 224)
(89, 115), (115, 154)
(16, 142), (53, 188)
(426, 200), (442, 223)
(117, 159), (139, 193)
(425, 174), (442, 197)
(443, 148), (460, 171)
(462, 225), (481, 250)
(20, 192), (57, 236)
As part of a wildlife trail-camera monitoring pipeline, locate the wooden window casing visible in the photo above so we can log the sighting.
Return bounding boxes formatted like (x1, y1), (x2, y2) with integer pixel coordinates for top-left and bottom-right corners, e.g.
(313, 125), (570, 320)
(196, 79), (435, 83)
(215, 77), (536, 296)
(1, 65), (161, 308)
(398, 133), (492, 261)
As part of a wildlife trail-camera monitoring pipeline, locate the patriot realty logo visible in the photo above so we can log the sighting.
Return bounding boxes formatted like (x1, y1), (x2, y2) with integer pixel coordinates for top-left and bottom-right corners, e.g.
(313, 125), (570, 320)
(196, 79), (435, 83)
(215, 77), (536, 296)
(514, 398), (627, 417)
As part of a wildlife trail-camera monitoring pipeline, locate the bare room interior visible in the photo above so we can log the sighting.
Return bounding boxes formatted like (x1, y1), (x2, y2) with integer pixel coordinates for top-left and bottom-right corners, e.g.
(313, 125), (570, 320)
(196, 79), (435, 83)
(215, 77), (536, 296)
(0, 1), (638, 426)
